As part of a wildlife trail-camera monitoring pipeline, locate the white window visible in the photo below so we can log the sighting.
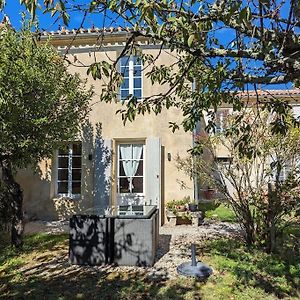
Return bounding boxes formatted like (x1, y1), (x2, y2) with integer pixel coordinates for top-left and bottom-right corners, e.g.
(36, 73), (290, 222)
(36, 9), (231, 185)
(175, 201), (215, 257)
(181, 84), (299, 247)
(215, 109), (230, 133)
(118, 144), (144, 194)
(57, 143), (82, 196)
(278, 162), (292, 182)
(120, 56), (142, 100)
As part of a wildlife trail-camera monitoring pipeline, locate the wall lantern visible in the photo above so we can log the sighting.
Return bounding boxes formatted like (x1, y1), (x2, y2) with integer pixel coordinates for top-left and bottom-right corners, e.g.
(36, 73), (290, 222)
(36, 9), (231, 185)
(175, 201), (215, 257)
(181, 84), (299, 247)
(167, 153), (171, 161)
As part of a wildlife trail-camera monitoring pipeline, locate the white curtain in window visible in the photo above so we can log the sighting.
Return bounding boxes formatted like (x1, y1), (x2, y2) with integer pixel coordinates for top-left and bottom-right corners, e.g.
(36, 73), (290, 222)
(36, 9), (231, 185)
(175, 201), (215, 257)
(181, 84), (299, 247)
(120, 144), (143, 192)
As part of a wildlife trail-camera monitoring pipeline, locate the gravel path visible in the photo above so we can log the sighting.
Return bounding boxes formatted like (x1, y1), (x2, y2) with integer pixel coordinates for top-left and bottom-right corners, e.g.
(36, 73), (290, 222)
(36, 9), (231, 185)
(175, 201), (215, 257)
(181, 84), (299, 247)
(23, 220), (242, 279)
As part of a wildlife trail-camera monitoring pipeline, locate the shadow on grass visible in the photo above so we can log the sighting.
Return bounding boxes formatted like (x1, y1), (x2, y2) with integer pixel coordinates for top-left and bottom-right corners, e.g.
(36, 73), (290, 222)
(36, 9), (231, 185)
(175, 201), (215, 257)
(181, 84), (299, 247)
(0, 232), (202, 300)
(206, 237), (300, 298)
(1, 262), (201, 300)
(0, 232), (68, 264)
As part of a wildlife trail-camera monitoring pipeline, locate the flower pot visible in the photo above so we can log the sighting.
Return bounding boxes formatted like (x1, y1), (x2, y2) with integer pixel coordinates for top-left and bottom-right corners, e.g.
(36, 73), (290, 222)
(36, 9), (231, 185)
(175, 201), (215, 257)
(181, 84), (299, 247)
(188, 204), (198, 212)
(176, 205), (186, 212)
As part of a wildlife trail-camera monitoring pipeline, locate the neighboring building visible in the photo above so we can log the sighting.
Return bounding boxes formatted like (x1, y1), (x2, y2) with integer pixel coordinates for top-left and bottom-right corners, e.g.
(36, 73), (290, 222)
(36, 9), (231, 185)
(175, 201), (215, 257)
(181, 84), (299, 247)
(201, 89), (300, 197)
(17, 27), (196, 224)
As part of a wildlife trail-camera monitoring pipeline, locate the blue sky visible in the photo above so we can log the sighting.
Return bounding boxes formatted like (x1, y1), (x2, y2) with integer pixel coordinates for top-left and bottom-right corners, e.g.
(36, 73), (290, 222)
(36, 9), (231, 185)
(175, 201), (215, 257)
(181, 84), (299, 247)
(1, 0), (106, 30)
(1, 0), (293, 90)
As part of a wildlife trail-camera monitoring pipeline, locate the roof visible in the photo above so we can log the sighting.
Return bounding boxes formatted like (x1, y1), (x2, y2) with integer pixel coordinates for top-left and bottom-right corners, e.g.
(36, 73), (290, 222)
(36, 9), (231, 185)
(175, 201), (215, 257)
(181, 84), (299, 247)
(239, 89), (300, 97)
(37, 25), (150, 48)
(238, 89), (300, 100)
(39, 26), (135, 37)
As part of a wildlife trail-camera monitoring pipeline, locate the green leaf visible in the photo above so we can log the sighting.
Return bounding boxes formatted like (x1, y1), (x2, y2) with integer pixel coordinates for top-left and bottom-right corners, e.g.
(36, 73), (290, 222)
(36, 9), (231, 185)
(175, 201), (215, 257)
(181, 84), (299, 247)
(188, 34), (195, 47)
(62, 12), (70, 26)
(158, 23), (166, 38)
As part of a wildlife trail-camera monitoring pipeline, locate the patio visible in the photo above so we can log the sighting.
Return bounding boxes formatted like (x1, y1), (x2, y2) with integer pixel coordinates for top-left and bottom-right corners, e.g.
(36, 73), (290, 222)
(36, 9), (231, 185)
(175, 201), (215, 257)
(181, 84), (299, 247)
(24, 220), (241, 279)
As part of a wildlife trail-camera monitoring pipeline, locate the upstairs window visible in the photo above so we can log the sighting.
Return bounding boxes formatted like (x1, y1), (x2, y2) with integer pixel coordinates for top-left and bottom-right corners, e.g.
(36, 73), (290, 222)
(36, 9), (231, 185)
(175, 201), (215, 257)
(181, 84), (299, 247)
(57, 143), (82, 196)
(120, 56), (142, 100)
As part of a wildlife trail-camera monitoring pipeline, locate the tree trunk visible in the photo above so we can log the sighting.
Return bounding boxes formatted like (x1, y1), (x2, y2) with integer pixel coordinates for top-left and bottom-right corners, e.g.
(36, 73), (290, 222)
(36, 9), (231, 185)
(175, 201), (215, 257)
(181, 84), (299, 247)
(1, 159), (24, 248)
(240, 207), (256, 246)
(265, 183), (277, 253)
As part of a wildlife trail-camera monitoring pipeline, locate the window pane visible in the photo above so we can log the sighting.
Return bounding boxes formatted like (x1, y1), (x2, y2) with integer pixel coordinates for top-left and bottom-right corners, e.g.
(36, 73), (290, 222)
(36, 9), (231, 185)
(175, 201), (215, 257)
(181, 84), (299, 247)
(119, 144), (132, 159)
(120, 56), (130, 67)
(72, 182), (81, 194)
(121, 78), (129, 89)
(133, 89), (141, 99)
(134, 78), (141, 89)
(73, 143), (82, 155)
(72, 157), (81, 168)
(72, 169), (81, 181)
(139, 147), (143, 159)
(58, 169), (68, 181)
(132, 177), (143, 193)
(121, 89), (129, 99)
(134, 67), (141, 77)
(119, 161), (126, 176)
(135, 160), (143, 176)
(121, 68), (129, 78)
(119, 177), (129, 193)
(58, 157), (69, 168)
(58, 182), (68, 194)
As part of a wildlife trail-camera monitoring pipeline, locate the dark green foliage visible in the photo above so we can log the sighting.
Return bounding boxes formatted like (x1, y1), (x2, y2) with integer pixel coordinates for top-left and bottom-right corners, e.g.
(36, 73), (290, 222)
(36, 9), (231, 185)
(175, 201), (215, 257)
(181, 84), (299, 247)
(0, 27), (92, 168)
(0, 181), (13, 230)
(0, 26), (92, 246)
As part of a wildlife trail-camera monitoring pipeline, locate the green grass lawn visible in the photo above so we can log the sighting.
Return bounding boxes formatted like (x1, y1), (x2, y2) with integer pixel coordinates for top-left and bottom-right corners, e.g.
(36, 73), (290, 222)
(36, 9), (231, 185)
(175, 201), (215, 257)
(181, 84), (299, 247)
(0, 231), (299, 299)
(199, 201), (237, 222)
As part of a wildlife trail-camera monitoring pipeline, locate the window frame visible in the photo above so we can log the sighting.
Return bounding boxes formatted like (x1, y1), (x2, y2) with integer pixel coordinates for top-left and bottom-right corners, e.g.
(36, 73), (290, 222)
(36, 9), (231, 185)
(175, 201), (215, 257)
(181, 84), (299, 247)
(119, 56), (143, 101)
(117, 142), (145, 195)
(56, 143), (82, 198)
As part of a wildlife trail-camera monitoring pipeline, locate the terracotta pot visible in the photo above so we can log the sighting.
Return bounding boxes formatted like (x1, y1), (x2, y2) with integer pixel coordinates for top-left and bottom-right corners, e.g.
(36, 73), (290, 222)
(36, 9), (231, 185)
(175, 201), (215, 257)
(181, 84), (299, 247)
(176, 205), (186, 212)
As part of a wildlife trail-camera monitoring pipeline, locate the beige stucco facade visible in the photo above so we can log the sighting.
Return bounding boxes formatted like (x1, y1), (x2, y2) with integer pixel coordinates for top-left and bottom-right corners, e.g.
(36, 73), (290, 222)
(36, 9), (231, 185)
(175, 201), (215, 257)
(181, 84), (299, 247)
(18, 30), (195, 223)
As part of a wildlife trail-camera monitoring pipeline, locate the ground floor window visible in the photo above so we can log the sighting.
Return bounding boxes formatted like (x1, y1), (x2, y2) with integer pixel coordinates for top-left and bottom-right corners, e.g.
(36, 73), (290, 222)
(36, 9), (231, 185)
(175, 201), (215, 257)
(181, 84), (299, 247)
(57, 143), (82, 196)
(118, 143), (144, 194)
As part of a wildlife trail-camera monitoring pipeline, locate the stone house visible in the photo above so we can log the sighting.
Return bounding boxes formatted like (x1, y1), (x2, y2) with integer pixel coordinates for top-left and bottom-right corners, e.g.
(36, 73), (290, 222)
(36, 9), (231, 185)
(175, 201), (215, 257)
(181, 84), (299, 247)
(17, 27), (197, 224)
(15, 25), (300, 223)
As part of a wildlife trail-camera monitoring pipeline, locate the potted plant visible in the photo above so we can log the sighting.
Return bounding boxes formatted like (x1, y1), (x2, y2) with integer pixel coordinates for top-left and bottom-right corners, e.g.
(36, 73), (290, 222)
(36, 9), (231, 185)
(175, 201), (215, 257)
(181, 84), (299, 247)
(166, 200), (177, 217)
(188, 199), (198, 212)
(175, 203), (186, 212)
(166, 198), (190, 223)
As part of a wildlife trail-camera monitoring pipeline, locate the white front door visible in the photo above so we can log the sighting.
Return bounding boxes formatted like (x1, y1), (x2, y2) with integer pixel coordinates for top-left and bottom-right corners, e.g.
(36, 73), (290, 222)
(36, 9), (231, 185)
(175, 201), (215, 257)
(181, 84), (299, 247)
(117, 143), (145, 205)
